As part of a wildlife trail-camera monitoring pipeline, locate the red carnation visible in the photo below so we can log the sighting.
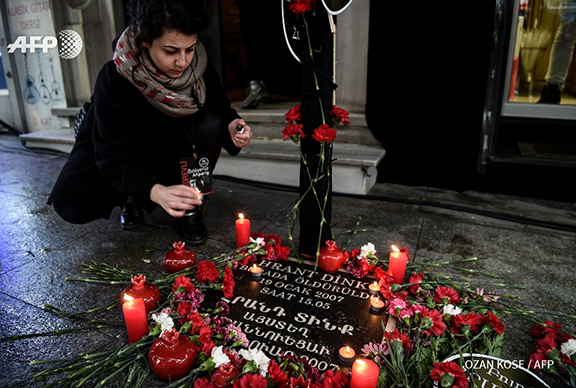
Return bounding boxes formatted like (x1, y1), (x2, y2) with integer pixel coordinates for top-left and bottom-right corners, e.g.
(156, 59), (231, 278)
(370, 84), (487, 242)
(373, 266), (387, 281)
(223, 266), (235, 299)
(536, 334), (558, 353)
(288, 0), (316, 14)
(531, 321), (563, 339)
(198, 325), (215, 354)
(528, 350), (548, 369)
(422, 308), (447, 336)
(383, 329), (410, 353)
(188, 310), (206, 333)
(268, 360), (289, 388)
(434, 286), (461, 305)
(408, 272), (425, 294)
(290, 375), (321, 388)
(451, 312), (483, 335)
(483, 311), (506, 334)
(196, 261), (219, 284)
(251, 231), (265, 239)
(331, 105), (350, 126)
(177, 301), (194, 325)
(561, 353), (576, 368)
(430, 361), (469, 388)
(282, 123), (305, 141)
(172, 275), (195, 293)
(193, 378), (215, 388)
(311, 124), (337, 143)
(233, 374), (268, 388)
(266, 233), (282, 246)
(320, 369), (350, 387)
(285, 104), (301, 122)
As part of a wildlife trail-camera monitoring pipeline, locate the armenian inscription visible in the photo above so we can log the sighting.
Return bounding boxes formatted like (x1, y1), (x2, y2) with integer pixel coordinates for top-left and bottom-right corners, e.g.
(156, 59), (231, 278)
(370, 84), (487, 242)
(221, 259), (385, 371)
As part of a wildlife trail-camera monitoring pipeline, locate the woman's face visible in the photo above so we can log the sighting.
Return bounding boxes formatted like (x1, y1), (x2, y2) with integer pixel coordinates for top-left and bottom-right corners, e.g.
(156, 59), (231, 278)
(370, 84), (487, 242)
(146, 30), (198, 78)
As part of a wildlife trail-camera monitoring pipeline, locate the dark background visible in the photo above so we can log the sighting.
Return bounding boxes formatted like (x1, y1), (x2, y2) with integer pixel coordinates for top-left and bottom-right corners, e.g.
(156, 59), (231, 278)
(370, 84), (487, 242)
(366, 0), (576, 203)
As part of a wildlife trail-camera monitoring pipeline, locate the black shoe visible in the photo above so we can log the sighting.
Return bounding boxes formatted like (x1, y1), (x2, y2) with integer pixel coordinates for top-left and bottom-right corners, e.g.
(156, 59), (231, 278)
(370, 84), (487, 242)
(180, 206), (208, 245)
(240, 80), (270, 109)
(537, 83), (561, 104)
(120, 199), (143, 230)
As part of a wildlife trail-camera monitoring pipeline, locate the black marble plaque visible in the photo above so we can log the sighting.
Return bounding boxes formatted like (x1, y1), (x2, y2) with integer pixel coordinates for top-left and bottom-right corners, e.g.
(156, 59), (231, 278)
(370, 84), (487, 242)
(218, 259), (386, 371)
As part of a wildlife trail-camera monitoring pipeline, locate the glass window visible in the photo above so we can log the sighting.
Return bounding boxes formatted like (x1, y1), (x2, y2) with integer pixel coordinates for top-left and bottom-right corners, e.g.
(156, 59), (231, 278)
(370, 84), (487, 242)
(502, 0), (576, 118)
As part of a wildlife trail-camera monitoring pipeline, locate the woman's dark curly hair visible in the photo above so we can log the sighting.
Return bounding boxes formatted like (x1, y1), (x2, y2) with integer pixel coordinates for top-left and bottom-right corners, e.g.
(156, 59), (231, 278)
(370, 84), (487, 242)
(127, 0), (210, 53)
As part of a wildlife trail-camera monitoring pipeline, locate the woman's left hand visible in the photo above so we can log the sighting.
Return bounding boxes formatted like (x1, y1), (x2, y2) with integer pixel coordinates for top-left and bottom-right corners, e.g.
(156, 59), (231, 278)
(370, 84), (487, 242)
(229, 119), (252, 148)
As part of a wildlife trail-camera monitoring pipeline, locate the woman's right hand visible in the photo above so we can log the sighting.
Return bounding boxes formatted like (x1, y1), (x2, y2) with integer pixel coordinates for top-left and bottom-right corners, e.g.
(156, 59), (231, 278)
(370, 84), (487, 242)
(150, 184), (203, 218)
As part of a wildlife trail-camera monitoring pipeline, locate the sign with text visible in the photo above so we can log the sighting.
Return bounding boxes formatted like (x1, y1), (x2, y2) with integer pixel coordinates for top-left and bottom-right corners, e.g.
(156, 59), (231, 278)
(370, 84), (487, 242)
(219, 260), (385, 371)
(443, 354), (551, 388)
(4, 0), (68, 132)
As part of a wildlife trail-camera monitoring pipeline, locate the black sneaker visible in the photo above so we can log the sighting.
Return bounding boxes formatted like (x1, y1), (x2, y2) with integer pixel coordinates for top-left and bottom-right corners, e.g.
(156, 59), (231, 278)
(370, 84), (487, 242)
(240, 80), (270, 109)
(537, 83), (561, 104)
(180, 206), (208, 245)
(120, 198), (143, 230)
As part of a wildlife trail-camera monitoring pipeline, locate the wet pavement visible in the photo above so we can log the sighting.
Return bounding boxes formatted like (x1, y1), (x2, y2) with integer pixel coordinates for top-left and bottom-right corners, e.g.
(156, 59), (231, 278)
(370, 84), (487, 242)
(1, 132), (575, 387)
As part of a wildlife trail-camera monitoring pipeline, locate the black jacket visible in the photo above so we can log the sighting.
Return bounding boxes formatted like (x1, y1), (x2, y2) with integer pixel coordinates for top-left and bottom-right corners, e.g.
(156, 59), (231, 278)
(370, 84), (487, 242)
(48, 58), (240, 223)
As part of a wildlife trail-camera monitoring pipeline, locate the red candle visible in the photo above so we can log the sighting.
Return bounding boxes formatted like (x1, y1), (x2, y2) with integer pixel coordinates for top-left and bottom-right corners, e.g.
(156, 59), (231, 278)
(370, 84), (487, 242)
(350, 359), (379, 388)
(235, 213), (251, 248)
(388, 245), (408, 285)
(122, 295), (149, 344)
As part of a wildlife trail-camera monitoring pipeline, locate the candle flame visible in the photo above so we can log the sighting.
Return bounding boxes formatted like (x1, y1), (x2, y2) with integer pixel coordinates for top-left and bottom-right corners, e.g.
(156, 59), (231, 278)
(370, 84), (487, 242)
(252, 264), (257, 269)
(346, 345), (350, 352)
(356, 359), (367, 367)
(239, 213), (244, 220)
(373, 281), (378, 287)
(391, 244), (400, 252)
(124, 294), (134, 302)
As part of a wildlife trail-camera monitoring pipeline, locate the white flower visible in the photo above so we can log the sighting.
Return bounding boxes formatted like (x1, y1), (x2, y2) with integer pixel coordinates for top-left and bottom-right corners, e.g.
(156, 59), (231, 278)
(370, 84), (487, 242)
(250, 237), (265, 247)
(442, 304), (462, 316)
(359, 243), (377, 259)
(561, 339), (576, 357)
(239, 348), (271, 376)
(211, 346), (231, 368)
(151, 310), (174, 333)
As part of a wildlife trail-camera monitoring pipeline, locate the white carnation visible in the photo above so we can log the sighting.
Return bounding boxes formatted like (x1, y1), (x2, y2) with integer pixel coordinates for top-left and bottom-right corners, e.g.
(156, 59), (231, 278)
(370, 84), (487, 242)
(240, 348), (271, 376)
(359, 243), (377, 259)
(250, 237), (265, 247)
(151, 310), (174, 333)
(442, 304), (462, 316)
(211, 346), (231, 368)
(561, 338), (576, 357)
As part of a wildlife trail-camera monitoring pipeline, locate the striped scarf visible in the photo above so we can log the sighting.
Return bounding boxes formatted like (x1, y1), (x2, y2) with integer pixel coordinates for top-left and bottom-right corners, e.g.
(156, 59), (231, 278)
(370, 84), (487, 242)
(112, 25), (207, 118)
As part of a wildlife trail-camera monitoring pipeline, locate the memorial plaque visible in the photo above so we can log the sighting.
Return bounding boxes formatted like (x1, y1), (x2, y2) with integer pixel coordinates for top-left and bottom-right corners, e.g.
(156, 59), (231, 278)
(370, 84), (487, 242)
(215, 259), (385, 371)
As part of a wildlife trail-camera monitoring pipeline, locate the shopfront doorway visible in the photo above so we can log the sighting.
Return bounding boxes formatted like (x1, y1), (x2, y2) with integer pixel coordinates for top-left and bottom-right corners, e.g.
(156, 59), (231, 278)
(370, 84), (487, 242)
(219, 0), (302, 105)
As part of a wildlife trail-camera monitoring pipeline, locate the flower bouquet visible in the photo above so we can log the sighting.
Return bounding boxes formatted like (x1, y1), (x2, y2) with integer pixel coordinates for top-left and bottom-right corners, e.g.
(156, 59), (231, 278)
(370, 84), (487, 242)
(529, 320), (576, 387)
(17, 232), (576, 388)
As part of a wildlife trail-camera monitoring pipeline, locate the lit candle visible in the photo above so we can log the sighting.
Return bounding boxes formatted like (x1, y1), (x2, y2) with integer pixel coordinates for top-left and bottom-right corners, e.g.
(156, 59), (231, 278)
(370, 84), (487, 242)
(368, 281), (380, 295)
(369, 296), (384, 315)
(388, 245), (408, 285)
(122, 295), (149, 344)
(350, 359), (380, 388)
(339, 345), (356, 364)
(249, 263), (263, 280)
(235, 213), (251, 248)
